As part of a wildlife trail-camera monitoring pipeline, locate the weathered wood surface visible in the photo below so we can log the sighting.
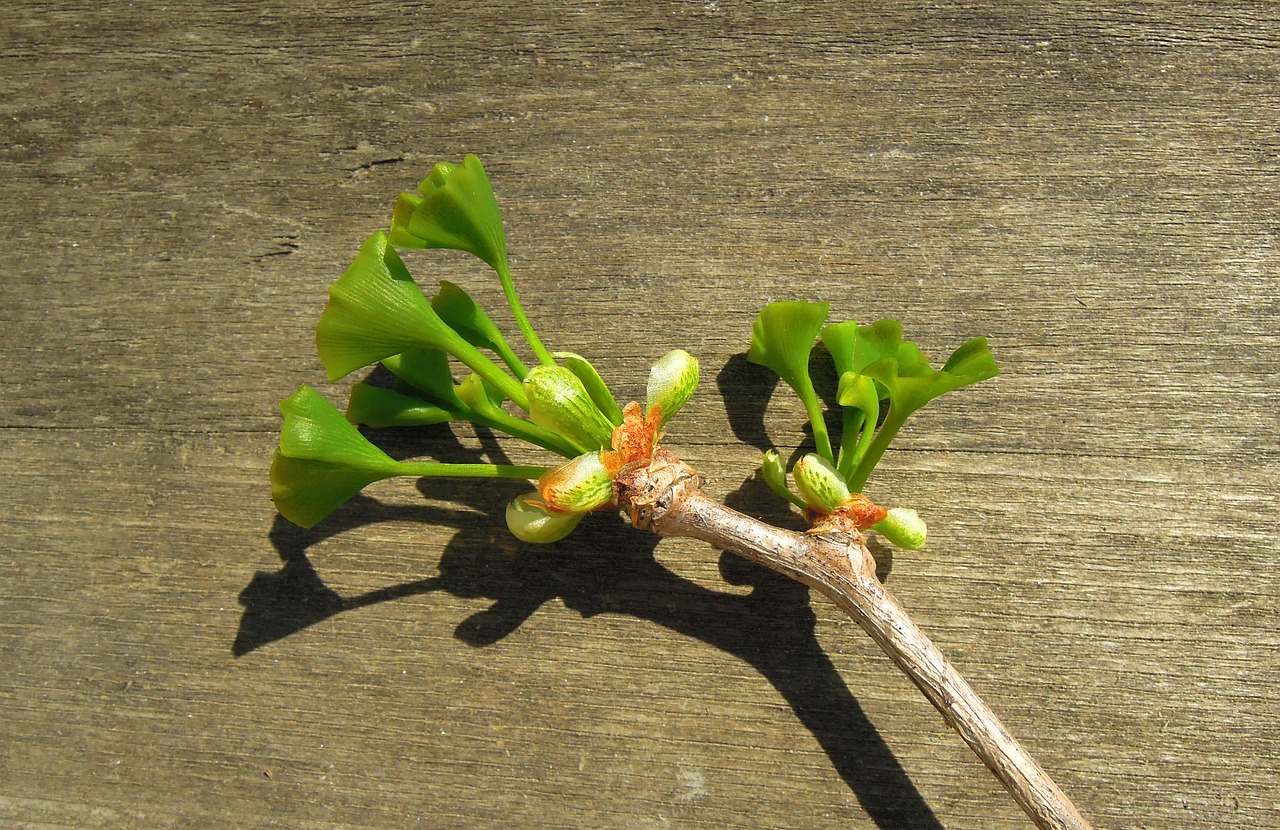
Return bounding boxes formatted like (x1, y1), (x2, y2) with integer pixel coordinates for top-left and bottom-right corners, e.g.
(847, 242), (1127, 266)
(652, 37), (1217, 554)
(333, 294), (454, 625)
(2, 2), (1276, 828)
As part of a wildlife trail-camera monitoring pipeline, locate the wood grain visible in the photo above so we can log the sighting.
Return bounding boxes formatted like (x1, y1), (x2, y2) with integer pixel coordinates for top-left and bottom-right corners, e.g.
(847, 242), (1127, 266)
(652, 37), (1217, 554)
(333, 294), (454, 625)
(2, 2), (1276, 828)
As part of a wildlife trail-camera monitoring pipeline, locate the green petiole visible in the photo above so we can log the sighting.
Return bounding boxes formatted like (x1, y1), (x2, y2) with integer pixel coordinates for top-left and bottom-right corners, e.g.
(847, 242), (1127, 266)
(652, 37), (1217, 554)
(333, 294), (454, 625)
(438, 327), (530, 411)
(847, 405), (909, 493)
(496, 260), (556, 368)
(396, 462), (550, 480)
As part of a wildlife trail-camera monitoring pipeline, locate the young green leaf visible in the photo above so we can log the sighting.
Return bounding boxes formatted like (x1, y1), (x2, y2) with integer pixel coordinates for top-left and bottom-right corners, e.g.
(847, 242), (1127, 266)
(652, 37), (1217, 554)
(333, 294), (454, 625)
(555, 351), (624, 426)
(848, 336), (1000, 491)
(835, 371), (880, 476)
(820, 318), (903, 380)
(345, 383), (456, 428)
(315, 231), (527, 407)
(272, 385), (406, 527)
(455, 371), (506, 413)
(389, 155), (508, 273)
(315, 232), (457, 381)
(861, 337), (1000, 418)
(819, 319), (904, 477)
(746, 300), (833, 461)
(381, 348), (466, 413)
(432, 280), (529, 379)
(271, 385), (546, 528)
(388, 154), (554, 367)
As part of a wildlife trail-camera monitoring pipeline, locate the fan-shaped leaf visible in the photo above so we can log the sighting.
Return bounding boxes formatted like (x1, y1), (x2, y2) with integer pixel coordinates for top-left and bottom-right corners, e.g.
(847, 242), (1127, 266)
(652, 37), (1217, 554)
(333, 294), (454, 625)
(345, 383), (455, 428)
(388, 154), (508, 273)
(432, 280), (528, 378)
(747, 301), (833, 460)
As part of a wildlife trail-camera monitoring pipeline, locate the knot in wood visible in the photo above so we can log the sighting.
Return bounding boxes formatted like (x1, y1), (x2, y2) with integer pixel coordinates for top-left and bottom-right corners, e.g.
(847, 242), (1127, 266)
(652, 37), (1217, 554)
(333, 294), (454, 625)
(614, 448), (701, 531)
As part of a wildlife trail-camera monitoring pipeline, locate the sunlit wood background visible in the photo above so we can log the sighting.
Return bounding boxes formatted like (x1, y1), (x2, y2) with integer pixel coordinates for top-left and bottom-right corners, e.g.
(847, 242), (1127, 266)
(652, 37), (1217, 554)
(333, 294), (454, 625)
(3, 3), (1276, 828)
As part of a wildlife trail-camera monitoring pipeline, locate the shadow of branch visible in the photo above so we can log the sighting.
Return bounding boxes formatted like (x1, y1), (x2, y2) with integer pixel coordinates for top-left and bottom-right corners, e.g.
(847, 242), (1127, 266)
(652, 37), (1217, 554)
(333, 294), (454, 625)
(237, 464), (938, 828)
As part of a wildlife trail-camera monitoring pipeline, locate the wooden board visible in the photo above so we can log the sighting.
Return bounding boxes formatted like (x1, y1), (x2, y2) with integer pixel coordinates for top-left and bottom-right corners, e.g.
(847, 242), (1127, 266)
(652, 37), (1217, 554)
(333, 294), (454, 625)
(2, 3), (1276, 828)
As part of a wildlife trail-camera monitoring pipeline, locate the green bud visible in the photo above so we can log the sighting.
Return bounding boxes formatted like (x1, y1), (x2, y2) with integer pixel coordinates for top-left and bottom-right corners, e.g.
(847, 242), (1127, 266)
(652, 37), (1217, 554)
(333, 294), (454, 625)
(793, 452), (852, 514)
(761, 449), (806, 508)
(506, 492), (586, 543)
(871, 507), (928, 550)
(524, 365), (616, 450)
(645, 349), (700, 427)
(537, 451), (615, 513)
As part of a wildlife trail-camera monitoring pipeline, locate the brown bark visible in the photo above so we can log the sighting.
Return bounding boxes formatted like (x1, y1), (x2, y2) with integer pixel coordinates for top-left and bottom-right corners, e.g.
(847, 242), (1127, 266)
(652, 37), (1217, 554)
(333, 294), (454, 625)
(617, 450), (1094, 830)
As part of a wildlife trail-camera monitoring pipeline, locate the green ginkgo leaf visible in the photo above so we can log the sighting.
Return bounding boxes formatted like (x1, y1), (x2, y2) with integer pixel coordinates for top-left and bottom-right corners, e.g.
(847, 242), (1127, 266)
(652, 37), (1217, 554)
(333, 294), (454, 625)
(747, 300), (833, 461)
(272, 385), (406, 528)
(389, 155), (554, 367)
(835, 370), (881, 477)
(345, 383), (456, 428)
(849, 336), (999, 491)
(894, 340), (934, 378)
(389, 155), (508, 273)
(862, 337), (999, 417)
(272, 385), (547, 529)
(316, 232), (458, 381)
(820, 319), (905, 480)
(381, 348), (466, 413)
(315, 231), (527, 407)
(432, 280), (529, 379)
(820, 318), (903, 383)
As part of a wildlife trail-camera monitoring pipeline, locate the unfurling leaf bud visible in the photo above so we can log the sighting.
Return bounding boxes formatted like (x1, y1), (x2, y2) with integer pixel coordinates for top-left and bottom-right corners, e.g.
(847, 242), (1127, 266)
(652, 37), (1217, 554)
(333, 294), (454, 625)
(524, 365), (616, 451)
(455, 372), (506, 418)
(645, 349), (700, 427)
(793, 452), (852, 514)
(506, 493), (585, 543)
(871, 507), (928, 550)
(537, 452), (615, 513)
(760, 449), (805, 507)
(345, 383), (456, 428)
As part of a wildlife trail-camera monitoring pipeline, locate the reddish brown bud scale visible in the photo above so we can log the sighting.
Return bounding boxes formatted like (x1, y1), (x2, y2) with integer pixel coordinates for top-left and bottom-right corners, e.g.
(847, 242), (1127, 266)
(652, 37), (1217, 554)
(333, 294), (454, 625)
(602, 402), (663, 477)
(807, 493), (889, 535)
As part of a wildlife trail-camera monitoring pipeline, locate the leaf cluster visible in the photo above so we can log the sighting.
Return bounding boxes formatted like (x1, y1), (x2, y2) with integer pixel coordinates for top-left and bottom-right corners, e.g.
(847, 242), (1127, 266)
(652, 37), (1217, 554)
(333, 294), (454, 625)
(271, 155), (699, 541)
(748, 301), (998, 536)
